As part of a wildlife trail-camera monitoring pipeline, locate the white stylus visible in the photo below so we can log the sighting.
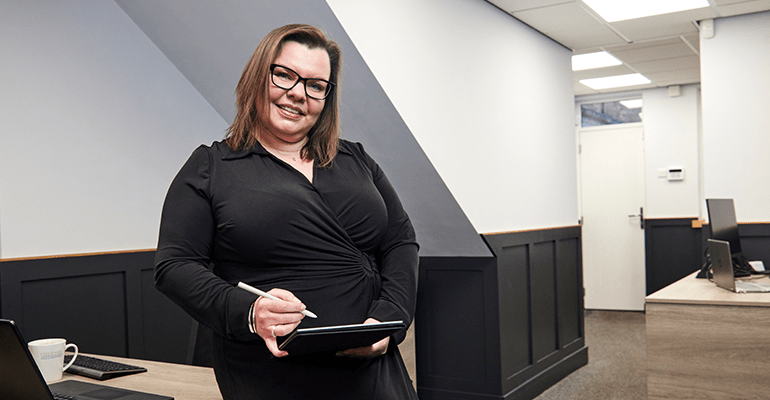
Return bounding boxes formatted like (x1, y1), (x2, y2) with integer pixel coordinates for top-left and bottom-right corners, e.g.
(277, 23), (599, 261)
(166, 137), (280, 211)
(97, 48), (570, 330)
(237, 282), (318, 318)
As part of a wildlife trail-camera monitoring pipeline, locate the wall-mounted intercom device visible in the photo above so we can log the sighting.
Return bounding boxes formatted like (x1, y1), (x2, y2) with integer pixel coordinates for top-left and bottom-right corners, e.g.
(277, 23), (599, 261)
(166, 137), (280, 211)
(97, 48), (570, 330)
(667, 167), (684, 181)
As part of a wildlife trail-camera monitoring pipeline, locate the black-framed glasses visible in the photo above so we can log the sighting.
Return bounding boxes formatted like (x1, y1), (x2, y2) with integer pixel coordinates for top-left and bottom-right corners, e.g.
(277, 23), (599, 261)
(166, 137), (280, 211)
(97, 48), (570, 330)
(270, 64), (334, 100)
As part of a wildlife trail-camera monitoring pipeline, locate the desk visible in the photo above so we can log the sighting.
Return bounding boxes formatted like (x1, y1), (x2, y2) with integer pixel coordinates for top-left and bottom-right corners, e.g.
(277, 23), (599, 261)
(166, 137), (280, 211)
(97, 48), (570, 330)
(646, 271), (770, 399)
(62, 354), (222, 400)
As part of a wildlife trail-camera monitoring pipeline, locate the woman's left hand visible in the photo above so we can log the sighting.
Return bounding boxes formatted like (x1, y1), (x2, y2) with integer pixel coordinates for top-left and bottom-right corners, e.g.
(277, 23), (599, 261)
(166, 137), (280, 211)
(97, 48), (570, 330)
(336, 318), (390, 359)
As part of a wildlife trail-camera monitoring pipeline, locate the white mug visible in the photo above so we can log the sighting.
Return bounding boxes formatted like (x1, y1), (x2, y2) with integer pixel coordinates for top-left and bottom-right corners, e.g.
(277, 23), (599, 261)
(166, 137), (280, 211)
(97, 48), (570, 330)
(28, 338), (79, 382)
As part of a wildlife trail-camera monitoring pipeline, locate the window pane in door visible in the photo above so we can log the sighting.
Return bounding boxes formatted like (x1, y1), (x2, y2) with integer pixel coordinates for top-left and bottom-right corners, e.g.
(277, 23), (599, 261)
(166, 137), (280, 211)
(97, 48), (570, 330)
(581, 99), (642, 127)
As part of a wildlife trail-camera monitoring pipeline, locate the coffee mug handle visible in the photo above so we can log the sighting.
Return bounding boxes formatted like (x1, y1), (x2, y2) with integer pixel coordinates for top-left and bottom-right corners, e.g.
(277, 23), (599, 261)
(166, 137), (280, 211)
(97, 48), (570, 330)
(62, 343), (78, 371)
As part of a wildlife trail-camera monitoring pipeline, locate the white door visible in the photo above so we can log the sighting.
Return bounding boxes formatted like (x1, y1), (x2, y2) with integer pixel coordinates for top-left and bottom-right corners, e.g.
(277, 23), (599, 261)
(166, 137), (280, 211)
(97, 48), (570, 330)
(580, 125), (646, 311)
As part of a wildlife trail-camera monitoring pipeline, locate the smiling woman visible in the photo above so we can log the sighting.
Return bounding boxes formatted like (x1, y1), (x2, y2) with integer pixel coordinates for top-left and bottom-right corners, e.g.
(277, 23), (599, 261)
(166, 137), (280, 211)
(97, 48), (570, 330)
(154, 24), (419, 400)
(224, 24), (342, 169)
(259, 41), (331, 180)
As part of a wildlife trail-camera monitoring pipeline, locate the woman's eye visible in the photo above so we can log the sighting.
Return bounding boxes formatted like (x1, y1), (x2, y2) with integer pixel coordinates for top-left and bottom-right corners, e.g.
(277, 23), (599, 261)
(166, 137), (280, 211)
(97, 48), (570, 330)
(275, 72), (293, 81)
(308, 82), (325, 92)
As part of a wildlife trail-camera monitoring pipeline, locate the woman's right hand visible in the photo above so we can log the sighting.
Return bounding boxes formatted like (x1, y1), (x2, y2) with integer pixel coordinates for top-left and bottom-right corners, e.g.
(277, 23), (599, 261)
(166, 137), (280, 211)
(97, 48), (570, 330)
(252, 288), (307, 357)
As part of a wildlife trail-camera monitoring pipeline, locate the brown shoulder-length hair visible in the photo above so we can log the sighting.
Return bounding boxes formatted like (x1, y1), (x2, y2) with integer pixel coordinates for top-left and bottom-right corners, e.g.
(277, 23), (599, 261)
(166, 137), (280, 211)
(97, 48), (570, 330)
(224, 24), (341, 167)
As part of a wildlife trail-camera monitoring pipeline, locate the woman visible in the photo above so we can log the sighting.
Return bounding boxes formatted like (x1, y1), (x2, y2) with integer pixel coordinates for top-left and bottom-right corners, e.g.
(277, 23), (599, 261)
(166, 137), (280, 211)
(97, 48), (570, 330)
(154, 24), (419, 399)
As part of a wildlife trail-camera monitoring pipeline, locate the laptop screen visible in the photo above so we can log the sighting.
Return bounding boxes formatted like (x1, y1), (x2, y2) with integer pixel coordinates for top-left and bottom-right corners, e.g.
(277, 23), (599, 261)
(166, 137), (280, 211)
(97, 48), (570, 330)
(709, 239), (736, 292)
(0, 319), (55, 400)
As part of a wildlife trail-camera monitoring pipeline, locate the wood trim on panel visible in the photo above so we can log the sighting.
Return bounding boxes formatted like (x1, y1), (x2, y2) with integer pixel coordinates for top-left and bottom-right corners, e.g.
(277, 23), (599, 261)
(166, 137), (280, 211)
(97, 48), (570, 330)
(0, 249), (156, 262)
(701, 222), (770, 225)
(643, 217), (698, 221)
(483, 225), (581, 236)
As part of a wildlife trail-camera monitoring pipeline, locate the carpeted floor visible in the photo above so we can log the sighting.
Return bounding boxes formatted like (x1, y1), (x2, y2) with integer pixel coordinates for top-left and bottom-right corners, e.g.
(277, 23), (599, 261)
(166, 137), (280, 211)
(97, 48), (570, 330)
(534, 310), (647, 400)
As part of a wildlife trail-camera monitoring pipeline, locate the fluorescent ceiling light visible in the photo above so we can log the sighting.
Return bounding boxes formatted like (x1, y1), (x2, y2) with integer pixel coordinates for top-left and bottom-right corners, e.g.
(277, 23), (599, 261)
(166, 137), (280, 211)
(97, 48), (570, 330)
(580, 74), (651, 90)
(572, 52), (622, 71)
(620, 99), (643, 109)
(582, 0), (710, 22)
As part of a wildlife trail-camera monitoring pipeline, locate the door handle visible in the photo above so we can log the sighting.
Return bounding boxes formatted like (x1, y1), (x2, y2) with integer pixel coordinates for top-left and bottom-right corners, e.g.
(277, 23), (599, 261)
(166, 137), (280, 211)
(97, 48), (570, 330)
(628, 207), (644, 229)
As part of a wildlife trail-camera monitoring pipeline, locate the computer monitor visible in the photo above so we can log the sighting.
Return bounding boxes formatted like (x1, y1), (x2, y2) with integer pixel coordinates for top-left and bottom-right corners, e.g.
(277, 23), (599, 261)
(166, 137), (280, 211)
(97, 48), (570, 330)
(706, 198), (743, 257)
(703, 198), (754, 278)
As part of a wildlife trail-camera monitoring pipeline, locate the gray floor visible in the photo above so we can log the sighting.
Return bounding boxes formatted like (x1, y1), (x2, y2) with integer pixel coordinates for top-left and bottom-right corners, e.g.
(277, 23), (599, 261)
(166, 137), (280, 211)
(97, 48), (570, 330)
(534, 310), (647, 400)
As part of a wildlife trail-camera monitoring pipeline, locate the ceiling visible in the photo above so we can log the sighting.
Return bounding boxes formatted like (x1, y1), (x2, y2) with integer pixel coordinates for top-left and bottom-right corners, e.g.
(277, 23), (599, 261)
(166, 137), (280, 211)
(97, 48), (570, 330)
(486, 0), (770, 96)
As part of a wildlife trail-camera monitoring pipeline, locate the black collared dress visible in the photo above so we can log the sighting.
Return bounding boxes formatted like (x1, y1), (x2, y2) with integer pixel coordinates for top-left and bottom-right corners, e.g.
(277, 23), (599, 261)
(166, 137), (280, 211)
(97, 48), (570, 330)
(154, 139), (419, 399)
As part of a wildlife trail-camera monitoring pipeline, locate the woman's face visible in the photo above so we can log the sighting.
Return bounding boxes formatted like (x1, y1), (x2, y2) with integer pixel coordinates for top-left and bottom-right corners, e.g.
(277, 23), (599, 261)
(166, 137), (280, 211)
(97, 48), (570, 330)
(263, 41), (331, 145)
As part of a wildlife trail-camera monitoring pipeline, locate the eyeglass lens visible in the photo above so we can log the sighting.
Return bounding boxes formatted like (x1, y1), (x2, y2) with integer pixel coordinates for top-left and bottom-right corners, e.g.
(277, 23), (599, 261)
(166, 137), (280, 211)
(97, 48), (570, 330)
(271, 65), (331, 100)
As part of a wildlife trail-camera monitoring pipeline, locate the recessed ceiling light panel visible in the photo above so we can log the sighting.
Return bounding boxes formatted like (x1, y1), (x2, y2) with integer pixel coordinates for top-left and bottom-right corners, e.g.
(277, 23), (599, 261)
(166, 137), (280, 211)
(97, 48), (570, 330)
(572, 51), (622, 71)
(582, 0), (710, 22)
(580, 74), (651, 90)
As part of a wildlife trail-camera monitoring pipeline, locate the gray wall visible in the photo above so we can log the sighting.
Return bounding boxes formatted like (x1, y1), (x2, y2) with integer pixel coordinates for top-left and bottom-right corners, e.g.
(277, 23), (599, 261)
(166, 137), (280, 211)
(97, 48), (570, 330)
(0, 0), (491, 258)
(114, 0), (490, 258)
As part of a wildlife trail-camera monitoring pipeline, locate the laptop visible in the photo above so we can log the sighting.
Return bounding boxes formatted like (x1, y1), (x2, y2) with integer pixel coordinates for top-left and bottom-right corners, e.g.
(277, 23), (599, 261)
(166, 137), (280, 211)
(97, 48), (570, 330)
(0, 319), (173, 400)
(709, 239), (770, 293)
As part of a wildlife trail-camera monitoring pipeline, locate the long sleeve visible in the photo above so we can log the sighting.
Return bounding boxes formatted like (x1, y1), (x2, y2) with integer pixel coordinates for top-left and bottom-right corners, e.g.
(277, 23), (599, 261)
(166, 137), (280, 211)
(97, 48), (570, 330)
(358, 145), (419, 345)
(154, 146), (256, 342)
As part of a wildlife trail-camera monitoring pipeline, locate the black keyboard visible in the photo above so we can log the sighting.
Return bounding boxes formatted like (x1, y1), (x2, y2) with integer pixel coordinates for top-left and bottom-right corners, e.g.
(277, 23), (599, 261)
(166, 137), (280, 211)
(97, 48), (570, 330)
(52, 393), (77, 400)
(64, 354), (147, 380)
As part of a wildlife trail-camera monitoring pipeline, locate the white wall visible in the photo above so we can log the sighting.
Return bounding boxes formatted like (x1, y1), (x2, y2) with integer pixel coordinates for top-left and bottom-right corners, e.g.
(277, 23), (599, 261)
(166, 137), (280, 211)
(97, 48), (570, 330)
(326, 0), (578, 233)
(701, 11), (770, 222)
(576, 85), (701, 220)
(643, 86), (701, 218)
(0, 0), (227, 258)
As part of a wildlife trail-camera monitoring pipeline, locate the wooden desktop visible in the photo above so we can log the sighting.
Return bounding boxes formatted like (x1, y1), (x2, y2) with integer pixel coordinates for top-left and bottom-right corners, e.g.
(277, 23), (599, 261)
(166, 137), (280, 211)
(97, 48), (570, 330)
(59, 325), (417, 400)
(62, 354), (222, 400)
(646, 271), (770, 399)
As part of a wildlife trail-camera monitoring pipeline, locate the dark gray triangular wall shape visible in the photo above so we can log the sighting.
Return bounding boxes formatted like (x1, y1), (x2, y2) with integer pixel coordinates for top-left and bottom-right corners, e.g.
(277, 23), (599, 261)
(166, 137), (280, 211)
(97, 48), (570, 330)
(115, 0), (491, 257)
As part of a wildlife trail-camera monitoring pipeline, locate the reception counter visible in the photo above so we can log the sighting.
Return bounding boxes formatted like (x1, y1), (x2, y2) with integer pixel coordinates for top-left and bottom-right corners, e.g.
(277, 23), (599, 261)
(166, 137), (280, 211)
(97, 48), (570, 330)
(646, 271), (770, 399)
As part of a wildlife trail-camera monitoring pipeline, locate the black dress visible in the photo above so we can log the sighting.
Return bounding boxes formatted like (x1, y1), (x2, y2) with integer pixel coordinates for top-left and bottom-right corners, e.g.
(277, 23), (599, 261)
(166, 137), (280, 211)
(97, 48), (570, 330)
(154, 139), (419, 399)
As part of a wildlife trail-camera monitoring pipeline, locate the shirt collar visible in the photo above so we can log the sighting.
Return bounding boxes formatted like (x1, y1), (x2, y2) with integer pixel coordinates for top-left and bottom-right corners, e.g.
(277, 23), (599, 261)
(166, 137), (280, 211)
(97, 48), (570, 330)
(218, 140), (351, 160)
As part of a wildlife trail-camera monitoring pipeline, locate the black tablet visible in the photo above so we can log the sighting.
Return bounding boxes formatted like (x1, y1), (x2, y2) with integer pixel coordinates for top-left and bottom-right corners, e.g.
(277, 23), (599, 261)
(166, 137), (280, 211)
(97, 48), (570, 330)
(277, 320), (405, 356)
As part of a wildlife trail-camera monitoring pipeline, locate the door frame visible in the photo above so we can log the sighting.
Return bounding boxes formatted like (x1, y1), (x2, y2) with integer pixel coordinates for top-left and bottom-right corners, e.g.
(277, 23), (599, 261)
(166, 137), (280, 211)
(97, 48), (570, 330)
(575, 95), (647, 310)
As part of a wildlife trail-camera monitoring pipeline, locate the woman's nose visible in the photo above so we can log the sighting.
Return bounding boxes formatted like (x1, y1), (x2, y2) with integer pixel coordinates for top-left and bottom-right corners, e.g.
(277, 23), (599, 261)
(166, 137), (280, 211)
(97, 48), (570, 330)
(286, 81), (306, 101)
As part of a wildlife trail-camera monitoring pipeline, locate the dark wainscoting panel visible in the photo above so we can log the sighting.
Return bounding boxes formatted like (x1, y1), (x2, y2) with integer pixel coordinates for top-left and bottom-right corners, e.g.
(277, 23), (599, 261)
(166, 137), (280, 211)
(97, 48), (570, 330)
(736, 224), (770, 265)
(645, 220), (770, 295)
(0, 251), (193, 364)
(416, 226), (587, 400)
(644, 218), (704, 295)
